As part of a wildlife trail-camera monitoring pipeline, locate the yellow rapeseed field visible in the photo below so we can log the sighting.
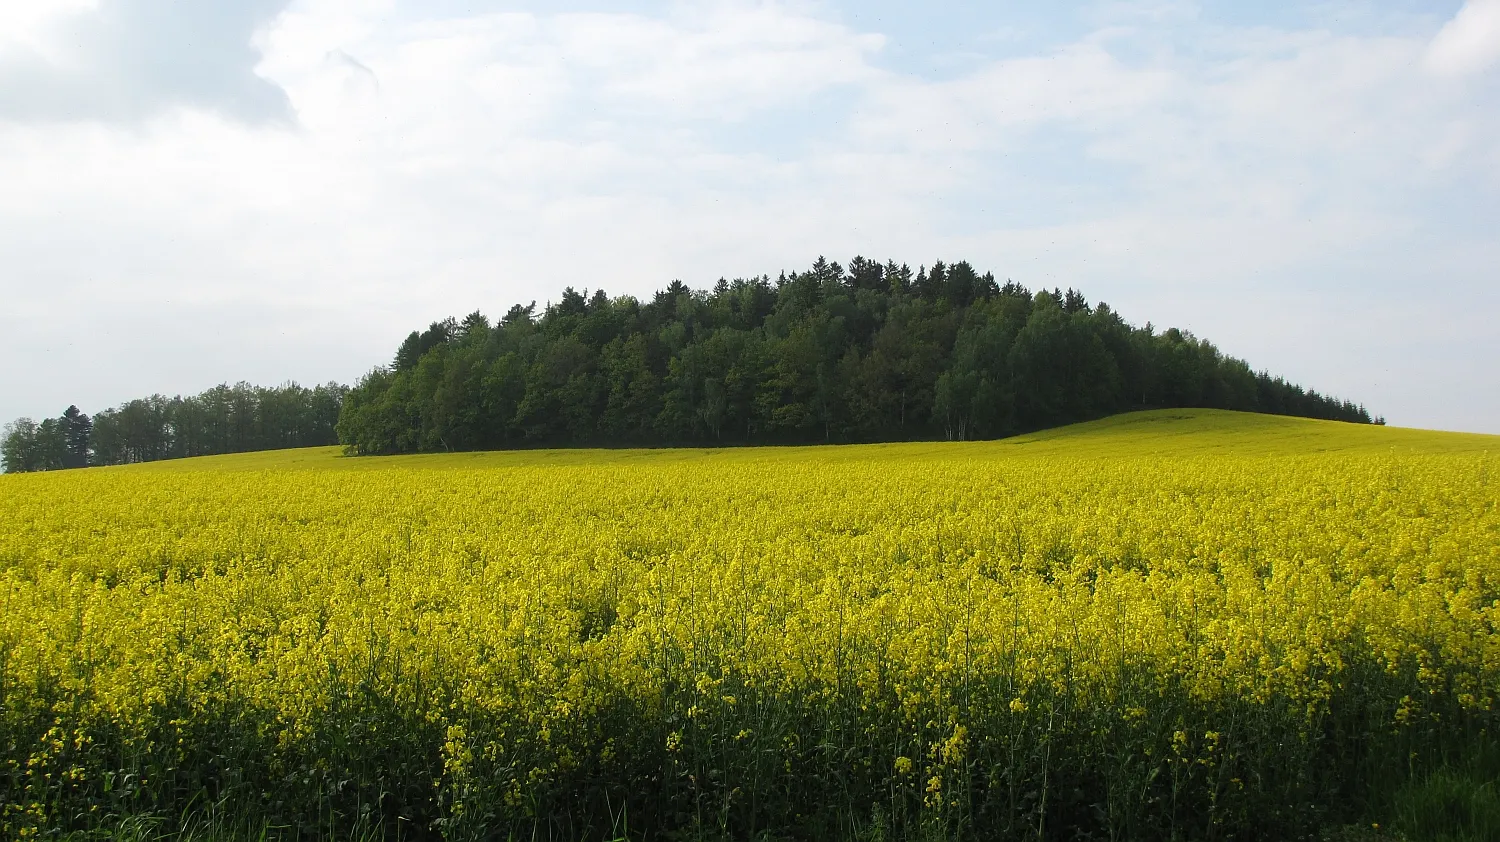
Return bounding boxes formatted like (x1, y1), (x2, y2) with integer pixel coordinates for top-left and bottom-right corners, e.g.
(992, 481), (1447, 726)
(1, 409), (1496, 840)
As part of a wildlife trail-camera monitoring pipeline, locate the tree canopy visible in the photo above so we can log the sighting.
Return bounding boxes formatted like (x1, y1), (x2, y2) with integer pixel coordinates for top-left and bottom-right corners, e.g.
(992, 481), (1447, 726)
(336, 257), (1377, 455)
(1, 383), (347, 473)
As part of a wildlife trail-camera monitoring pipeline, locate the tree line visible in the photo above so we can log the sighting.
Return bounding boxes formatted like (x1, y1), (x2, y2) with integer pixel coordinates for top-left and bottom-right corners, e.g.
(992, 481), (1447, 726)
(1, 382), (347, 473)
(337, 256), (1378, 455)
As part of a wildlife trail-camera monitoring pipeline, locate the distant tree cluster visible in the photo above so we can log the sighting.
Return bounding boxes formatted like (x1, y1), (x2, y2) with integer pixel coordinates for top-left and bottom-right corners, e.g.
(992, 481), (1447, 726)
(1, 382), (347, 473)
(0, 406), (92, 473)
(337, 257), (1377, 455)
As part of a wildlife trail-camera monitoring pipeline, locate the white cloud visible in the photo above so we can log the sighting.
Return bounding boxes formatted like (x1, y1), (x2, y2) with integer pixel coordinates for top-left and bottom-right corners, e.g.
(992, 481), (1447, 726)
(0, 0), (1497, 433)
(0, 0), (98, 56)
(854, 42), (1173, 153)
(0, 0), (294, 123)
(549, 7), (885, 115)
(1426, 0), (1500, 76)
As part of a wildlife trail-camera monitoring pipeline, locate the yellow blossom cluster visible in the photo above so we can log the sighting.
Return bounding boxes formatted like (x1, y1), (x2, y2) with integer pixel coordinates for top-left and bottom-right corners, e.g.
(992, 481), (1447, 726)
(0, 410), (1495, 839)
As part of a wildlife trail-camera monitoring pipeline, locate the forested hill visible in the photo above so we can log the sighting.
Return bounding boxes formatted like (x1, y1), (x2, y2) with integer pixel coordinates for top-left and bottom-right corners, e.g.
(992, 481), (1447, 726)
(336, 257), (1377, 455)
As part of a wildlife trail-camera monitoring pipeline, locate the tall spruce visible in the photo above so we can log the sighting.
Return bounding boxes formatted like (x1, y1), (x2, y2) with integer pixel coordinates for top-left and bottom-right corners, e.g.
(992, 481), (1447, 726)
(61, 405), (91, 469)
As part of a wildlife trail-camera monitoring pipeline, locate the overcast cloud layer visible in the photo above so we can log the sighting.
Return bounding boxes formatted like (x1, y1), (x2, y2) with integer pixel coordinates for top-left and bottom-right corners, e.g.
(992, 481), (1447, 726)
(1, 0), (1497, 434)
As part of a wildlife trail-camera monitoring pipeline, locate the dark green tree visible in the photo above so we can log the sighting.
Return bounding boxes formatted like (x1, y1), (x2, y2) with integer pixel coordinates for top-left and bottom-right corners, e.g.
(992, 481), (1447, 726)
(61, 405), (91, 468)
(332, 257), (1376, 456)
(2, 418), (64, 472)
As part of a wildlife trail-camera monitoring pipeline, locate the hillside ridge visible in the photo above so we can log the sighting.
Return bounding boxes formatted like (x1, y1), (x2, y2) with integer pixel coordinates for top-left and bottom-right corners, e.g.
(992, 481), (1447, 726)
(338, 257), (1376, 455)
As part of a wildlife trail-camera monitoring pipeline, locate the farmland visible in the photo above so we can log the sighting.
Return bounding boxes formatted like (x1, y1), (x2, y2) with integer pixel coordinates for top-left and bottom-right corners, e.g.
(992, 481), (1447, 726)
(1, 409), (1496, 840)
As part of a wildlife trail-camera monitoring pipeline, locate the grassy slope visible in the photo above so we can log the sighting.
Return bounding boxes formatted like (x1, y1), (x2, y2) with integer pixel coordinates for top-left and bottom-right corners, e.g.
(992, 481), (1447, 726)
(1003, 409), (1497, 456)
(55, 408), (1497, 476)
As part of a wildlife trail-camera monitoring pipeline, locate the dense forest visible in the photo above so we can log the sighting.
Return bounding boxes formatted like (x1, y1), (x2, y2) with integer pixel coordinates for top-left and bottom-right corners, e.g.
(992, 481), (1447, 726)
(337, 257), (1376, 455)
(1, 382), (346, 472)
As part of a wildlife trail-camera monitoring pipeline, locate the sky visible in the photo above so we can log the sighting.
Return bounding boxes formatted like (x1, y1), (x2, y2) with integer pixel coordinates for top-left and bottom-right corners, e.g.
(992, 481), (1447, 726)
(0, 0), (1497, 434)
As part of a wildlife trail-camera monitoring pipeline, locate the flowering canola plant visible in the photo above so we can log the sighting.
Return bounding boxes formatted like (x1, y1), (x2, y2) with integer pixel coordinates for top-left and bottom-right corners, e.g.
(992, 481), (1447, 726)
(0, 410), (1496, 840)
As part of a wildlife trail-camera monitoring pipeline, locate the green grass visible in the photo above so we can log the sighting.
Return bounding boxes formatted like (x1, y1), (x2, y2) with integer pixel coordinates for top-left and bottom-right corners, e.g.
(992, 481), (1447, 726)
(1391, 767), (1500, 842)
(1006, 409), (1497, 456)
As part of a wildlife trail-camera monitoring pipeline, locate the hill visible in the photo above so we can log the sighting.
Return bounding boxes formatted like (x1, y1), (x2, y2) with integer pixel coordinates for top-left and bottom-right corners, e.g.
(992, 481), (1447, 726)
(336, 258), (1377, 455)
(2, 259), (1383, 473)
